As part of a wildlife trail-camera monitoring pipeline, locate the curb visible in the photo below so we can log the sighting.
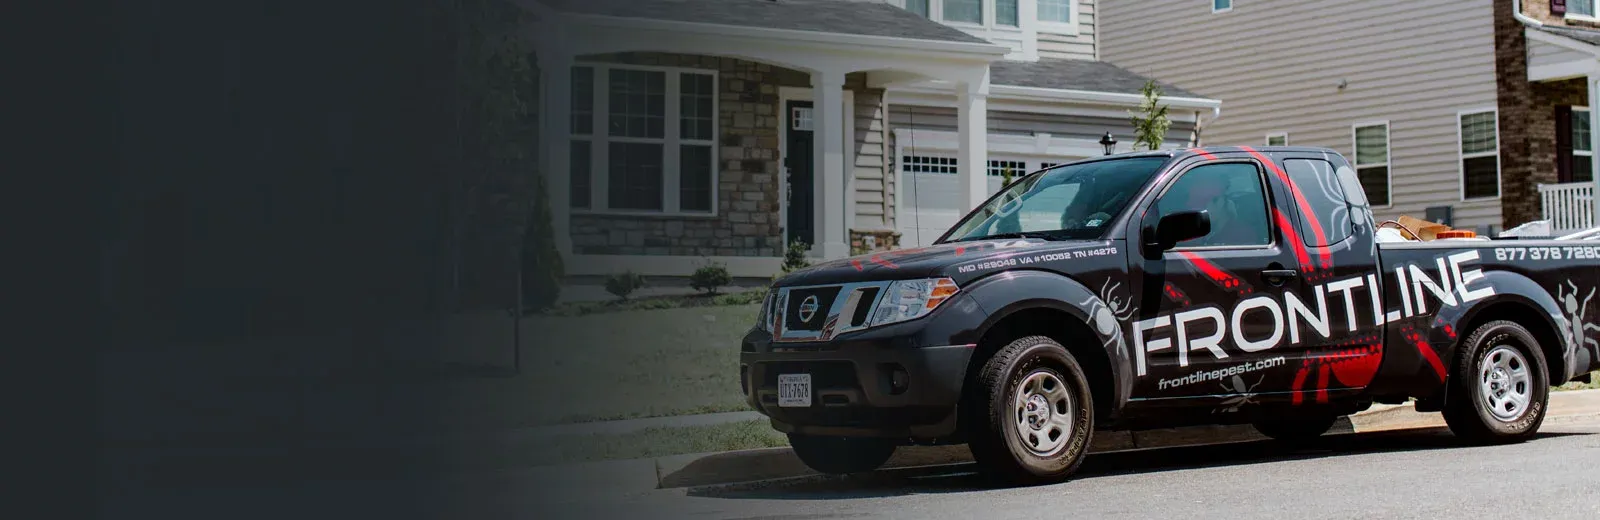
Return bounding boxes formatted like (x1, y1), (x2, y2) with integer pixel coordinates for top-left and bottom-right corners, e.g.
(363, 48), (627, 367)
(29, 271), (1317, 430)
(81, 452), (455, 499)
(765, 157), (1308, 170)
(526, 389), (1600, 494)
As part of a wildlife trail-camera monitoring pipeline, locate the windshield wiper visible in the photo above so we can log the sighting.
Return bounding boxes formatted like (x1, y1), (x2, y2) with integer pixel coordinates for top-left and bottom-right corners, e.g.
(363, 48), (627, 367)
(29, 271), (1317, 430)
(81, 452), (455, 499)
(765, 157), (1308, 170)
(950, 231), (1064, 243)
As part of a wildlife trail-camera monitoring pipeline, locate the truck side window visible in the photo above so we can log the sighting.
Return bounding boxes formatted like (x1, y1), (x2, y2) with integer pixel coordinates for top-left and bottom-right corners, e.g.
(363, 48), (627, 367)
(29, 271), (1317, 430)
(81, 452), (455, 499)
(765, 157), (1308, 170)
(1283, 158), (1356, 247)
(1155, 162), (1272, 248)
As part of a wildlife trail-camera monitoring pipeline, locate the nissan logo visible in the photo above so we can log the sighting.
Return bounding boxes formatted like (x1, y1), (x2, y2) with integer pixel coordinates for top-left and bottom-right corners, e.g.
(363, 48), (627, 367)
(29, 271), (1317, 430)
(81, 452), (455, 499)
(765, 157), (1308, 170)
(798, 295), (820, 322)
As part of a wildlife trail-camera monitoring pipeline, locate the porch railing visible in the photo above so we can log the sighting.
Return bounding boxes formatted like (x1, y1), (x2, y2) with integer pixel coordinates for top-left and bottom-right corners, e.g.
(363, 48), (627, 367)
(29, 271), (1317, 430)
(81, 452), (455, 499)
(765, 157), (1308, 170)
(1539, 182), (1596, 234)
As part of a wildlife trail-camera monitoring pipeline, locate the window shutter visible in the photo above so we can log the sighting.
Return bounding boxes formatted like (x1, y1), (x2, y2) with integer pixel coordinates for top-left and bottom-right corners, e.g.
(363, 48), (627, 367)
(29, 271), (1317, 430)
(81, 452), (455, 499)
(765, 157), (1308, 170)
(1554, 0), (1568, 16)
(1558, 105), (1574, 183)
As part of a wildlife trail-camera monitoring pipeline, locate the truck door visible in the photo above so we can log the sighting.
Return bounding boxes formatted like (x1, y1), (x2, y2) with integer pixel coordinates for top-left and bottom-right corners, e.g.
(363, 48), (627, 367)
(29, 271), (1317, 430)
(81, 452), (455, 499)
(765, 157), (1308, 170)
(1128, 155), (1303, 400)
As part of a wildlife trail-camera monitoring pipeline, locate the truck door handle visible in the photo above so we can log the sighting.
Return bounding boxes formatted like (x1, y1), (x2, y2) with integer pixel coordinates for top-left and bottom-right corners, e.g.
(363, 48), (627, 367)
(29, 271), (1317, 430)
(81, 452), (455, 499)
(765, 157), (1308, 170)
(1261, 269), (1298, 285)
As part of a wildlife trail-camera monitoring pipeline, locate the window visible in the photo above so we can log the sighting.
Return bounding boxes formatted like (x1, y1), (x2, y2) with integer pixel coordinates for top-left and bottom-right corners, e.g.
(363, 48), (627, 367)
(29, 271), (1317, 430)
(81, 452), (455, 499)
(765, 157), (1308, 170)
(1459, 110), (1499, 200)
(570, 64), (718, 215)
(1039, 0), (1073, 23)
(996, 0), (1018, 26)
(903, 155), (958, 174)
(988, 159), (1028, 178)
(944, 0), (982, 23)
(1574, 108), (1593, 183)
(1284, 159), (1358, 247)
(1569, 0), (1597, 18)
(1353, 122), (1391, 207)
(1213, 0), (1233, 13)
(1154, 162), (1272, 248)
(905, 0), (929, 17)
(1266, 133), (1288, 146)
(944, 157), (1171, 242)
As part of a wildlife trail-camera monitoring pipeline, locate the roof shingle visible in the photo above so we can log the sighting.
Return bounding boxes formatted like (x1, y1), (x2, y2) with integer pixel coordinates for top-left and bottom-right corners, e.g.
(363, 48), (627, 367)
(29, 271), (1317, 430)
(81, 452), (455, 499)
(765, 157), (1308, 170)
(539, 0), (992, 45)
(990, 59), (1205, 99)
(1533, 24), (1600, 47)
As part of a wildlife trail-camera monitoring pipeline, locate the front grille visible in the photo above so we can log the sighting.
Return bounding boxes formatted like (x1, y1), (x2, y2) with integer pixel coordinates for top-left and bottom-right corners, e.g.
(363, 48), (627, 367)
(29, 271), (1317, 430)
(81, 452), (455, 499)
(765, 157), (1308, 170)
(784, 286), (842, 332)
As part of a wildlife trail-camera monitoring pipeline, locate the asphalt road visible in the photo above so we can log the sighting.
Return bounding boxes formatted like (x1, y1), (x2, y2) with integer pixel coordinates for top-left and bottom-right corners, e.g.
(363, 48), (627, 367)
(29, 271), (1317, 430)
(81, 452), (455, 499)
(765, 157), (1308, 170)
(104, 418), (1600, 520)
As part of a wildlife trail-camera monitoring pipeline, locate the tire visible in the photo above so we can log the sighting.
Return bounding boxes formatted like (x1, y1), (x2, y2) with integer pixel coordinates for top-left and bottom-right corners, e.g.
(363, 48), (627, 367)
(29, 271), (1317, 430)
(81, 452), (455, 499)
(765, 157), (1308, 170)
(787, 434), (897, 475)
(966, 335), (1096, 487)
(1252, 415), (1337, 442)
(1441, 320), (1550, 444)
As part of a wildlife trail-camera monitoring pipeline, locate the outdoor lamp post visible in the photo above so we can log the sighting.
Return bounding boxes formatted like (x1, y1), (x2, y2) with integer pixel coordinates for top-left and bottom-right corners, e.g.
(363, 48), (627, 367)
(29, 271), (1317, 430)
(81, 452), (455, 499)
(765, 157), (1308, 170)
(1099, 132), (1117, 155)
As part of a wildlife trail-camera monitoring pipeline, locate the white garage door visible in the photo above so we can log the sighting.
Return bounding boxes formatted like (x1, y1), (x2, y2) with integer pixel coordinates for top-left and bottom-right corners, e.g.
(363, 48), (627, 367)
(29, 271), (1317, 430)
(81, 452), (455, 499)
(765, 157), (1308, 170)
(896, 156), (1070, 247)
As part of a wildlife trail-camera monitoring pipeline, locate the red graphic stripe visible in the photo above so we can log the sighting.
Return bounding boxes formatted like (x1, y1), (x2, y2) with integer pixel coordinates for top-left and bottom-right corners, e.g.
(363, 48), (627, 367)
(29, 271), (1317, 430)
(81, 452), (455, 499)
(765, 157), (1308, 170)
(869, 254), (899, 269)
(1273, 209), (1313, 270)
(1240, 146), (1332, 268)
(1176, 251), (1242, 290)
(850, 259), (865, 271)
(1190, 148), (1219, 161)
(1414, 338), (1447, 381)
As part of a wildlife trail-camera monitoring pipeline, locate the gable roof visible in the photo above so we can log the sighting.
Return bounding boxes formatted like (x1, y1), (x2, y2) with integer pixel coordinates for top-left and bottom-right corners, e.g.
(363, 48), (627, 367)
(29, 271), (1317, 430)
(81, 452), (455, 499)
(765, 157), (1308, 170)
(537, 0), (991, 45)
(990, 59), (1206, 99)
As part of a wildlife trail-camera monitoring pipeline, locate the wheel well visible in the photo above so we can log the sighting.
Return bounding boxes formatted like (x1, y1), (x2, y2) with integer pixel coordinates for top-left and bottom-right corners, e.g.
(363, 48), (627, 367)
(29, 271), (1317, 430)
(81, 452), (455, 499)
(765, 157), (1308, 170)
(1459, 301), (1567, 384)
(964, 307), (1114, 421)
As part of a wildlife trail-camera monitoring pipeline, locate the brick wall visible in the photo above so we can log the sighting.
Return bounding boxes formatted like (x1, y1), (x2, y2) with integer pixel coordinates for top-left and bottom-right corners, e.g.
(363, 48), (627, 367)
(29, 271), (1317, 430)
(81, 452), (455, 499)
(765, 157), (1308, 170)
(568, 53), (809, 257)
(1497, 3), (1593, 228)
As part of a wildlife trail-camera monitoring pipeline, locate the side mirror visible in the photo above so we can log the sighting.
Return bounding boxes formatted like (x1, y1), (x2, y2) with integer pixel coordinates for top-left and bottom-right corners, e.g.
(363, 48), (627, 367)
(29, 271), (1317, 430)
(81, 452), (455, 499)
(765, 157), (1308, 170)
(1143, 210), (1211, 255)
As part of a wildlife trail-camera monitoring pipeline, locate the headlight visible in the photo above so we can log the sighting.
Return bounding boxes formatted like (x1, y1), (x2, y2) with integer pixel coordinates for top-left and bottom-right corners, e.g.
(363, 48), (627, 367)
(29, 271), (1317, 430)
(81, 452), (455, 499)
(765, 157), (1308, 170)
(869, 277), (960, 327)
(757, 289), (780, 332)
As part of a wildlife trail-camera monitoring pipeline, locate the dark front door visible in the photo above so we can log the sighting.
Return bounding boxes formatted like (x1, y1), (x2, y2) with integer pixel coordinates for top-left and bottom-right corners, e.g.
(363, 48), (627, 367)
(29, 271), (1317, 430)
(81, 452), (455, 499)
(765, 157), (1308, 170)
(785, 100), (815, 248)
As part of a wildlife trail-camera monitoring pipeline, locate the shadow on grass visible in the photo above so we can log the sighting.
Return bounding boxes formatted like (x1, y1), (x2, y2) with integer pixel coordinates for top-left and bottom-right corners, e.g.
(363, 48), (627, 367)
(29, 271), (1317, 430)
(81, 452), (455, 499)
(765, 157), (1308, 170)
(688, 427), (1595, 501)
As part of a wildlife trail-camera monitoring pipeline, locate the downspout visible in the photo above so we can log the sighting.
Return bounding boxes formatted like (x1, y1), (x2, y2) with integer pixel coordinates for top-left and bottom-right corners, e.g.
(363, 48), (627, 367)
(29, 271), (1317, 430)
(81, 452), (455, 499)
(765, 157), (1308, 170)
(1512, 0), (1544, 28)
(1192, 105), (1221, 147)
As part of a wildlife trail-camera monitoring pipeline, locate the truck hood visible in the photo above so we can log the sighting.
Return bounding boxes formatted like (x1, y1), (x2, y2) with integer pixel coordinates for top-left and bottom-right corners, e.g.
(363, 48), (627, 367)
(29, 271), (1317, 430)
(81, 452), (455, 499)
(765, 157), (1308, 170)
(775, 238), (1112, 286)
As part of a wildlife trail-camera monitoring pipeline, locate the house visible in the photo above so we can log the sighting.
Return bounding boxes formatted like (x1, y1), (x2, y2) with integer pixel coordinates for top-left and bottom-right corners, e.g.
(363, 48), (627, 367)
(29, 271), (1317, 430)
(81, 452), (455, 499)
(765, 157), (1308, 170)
(523, 0), (1222, 279)
(1497, 0), (1600, 234)
(1097, 0), (1600, 237)
(1099, 0), (1510, 235)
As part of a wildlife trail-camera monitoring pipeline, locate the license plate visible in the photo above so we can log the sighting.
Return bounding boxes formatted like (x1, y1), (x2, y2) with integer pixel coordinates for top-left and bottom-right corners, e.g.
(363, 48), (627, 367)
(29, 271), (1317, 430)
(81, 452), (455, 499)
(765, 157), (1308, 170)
(778, 373), (812, 407)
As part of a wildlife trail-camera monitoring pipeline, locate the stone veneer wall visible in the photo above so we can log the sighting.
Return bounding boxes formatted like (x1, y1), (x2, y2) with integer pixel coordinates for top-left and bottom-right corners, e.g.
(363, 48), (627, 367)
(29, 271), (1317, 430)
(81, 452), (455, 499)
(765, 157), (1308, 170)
(1496, 3), (1593, 228)
(569, 52), (808, 257)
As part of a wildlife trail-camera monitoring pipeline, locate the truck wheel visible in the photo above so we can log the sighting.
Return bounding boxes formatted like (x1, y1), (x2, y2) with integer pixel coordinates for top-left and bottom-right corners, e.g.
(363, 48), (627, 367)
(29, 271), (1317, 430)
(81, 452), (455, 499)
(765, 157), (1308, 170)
(787, 434), (897, 475)
(967, 335), (1095, 486)
(1441, 320), (1550, 444)
(1252, 415), (1337, 442)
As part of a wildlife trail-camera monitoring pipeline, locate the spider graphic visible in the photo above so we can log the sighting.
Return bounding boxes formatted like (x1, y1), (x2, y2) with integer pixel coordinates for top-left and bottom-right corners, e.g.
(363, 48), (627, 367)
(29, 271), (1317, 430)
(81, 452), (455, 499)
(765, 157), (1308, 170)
(1214, 374), (1265, 413)
(1558, 280), (1600, 368)
(1082, 279), (1137, 352)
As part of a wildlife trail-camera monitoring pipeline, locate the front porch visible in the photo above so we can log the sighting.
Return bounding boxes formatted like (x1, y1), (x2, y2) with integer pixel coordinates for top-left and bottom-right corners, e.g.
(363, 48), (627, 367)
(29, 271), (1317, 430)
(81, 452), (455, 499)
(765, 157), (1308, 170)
(1520, 26), (1600, 234)
(525, 1), (1010, 277)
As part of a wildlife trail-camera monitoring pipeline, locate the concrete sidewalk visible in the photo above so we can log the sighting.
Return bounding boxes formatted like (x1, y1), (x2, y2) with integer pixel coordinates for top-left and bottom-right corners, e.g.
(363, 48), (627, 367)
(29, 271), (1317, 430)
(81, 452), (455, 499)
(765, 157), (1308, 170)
(524, 389), (1600, 495)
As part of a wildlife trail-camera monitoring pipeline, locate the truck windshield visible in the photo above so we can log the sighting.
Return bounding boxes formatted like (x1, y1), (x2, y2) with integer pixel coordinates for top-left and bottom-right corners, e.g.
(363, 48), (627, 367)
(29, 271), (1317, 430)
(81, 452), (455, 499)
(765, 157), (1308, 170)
(942, 156), (1170, 243)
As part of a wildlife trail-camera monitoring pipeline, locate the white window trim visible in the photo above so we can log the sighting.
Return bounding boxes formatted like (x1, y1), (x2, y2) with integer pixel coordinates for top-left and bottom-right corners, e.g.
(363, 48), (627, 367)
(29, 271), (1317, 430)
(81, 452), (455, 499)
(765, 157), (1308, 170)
(1352, 120), (1393, 209)
(1457, 108), (1501, 202)
(1265, 132), (1288, 146)
(570, 62), (721, 218)
(1574, 106), (1593, 160)
(1567, 0), (1600, 23)
(1212, 0), (1233, 14)
(1036, 0), (1081, 36)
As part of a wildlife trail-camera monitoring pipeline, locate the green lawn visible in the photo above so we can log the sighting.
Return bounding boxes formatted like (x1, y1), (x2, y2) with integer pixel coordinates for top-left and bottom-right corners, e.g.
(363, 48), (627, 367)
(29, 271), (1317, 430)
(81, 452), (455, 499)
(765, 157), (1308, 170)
(1557, 370), (1600, 391)
(519, 303), (761, 425)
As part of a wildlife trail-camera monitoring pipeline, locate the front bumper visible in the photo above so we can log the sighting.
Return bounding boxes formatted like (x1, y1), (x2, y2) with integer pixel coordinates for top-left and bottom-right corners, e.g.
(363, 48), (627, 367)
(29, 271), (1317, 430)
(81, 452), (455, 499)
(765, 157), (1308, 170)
(739, 333), (976, 441)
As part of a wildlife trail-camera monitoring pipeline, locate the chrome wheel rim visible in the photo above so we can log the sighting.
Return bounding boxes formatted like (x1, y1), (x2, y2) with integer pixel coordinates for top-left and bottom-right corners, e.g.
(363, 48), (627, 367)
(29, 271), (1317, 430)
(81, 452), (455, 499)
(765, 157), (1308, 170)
(1479, 345), (1532, 422)
(1013, 370), (1074, 457)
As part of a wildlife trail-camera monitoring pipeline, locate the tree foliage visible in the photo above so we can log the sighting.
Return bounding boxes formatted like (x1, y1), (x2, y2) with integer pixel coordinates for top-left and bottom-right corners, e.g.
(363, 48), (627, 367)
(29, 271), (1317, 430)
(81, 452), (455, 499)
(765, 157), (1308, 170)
(1129, 80), (1171, 152)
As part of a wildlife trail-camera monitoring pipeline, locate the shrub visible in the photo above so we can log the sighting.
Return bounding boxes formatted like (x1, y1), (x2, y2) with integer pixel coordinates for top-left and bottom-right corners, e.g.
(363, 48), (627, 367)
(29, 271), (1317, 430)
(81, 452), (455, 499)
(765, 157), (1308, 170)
(605, 271), (647, 300)
(781, 239), (811, 273)
(690, 260), (733, 295)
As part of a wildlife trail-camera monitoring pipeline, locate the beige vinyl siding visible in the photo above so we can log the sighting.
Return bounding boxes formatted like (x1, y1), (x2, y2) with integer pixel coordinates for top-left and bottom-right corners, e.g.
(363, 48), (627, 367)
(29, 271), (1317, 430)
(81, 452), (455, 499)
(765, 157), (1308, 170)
(854, 88), (893, 230)
(1038, 0), (1097, 60)
(1100, 0), (1502, 229)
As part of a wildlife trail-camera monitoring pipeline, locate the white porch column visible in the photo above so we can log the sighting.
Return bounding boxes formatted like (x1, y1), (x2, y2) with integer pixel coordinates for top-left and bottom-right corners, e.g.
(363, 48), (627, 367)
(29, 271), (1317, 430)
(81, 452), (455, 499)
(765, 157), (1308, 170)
(537, 31), (574, 258)
(1590, 73), (1600, 229)
(815, 69), (850, 259)
(957, 70), (992, 211)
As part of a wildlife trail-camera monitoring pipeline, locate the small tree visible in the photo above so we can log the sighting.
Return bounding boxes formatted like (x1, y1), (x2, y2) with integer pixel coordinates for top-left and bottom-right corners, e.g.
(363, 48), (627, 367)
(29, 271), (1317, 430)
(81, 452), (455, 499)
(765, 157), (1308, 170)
(1129, 80), (1171, 152)
(1000, 166), (1016, 187)
(782, 239), (811, 273)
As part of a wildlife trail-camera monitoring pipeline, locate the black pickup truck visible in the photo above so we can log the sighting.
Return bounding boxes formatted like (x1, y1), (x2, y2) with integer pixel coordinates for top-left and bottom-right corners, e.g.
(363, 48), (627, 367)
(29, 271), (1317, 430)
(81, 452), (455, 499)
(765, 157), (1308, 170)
(740, 146), (1600, 485)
